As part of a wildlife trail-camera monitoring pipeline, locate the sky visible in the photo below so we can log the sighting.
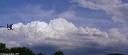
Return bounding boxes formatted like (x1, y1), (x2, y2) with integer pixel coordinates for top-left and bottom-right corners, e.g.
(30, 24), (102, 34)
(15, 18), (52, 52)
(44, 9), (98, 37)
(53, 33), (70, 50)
(0, 0), (128, 55)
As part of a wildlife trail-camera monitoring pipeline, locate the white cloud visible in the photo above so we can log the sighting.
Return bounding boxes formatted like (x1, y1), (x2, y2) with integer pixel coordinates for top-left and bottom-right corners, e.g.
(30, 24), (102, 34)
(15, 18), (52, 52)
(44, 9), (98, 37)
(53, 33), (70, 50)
(0, 18), (127, 50)
(108, 28), (127, 42)
(72, 0), (128, 23)
(57, 11), (76, 19)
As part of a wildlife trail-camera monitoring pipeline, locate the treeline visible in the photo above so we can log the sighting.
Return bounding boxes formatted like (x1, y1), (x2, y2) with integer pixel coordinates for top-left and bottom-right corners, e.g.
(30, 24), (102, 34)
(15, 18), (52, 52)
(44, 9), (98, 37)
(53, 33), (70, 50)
(105, 53), (124, 55)
(1, 43), (124, 55)
(0, 43), (64, 55)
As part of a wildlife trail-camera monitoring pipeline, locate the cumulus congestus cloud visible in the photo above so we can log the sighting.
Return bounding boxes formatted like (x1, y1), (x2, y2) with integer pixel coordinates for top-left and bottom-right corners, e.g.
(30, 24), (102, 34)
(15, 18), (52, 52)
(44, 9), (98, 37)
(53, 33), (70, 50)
(0, 18), (127, 50)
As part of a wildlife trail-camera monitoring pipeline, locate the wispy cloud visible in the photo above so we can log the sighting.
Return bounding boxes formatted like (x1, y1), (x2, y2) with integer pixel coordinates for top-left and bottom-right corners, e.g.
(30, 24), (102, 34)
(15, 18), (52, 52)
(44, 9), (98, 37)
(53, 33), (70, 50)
(0, 4), (55, 24)
(72, 0), (128, 23)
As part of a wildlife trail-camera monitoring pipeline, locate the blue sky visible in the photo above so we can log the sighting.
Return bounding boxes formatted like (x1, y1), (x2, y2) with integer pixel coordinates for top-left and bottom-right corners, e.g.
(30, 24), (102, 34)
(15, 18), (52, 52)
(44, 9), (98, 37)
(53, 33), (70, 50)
(0, 0), (128, 55)
(0, 0), (121, 28)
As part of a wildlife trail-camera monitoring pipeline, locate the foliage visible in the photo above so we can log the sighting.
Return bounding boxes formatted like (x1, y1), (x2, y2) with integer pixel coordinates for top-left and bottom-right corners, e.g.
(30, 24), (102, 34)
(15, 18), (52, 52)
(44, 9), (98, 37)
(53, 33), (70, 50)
(106, 53), (124, 55)
(0, 43), (6, 53)
(0, 43), (65, 55)
(54, 51), (64, 55)
(37, 53), (44, 55)
(0, 43), (35, 55)
(10, 47), (35, 55)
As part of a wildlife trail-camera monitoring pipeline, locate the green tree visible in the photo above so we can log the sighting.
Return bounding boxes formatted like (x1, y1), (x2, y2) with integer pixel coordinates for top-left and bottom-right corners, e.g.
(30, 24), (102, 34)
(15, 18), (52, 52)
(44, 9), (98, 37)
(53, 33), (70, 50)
(37, 53), (44, 55)
(0, 43), (7, 53)
(10, 47), (35, 55)
(106, 53), (124, 55)
(54, 51), (64, 55)
(3, 48), (11, 53)
(0, 43), (35, 55)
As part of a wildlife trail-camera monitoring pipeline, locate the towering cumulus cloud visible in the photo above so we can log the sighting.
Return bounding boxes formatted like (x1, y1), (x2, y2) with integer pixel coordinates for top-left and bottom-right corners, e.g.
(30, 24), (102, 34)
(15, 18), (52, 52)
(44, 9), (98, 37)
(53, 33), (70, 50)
(0, 18), (127, 52)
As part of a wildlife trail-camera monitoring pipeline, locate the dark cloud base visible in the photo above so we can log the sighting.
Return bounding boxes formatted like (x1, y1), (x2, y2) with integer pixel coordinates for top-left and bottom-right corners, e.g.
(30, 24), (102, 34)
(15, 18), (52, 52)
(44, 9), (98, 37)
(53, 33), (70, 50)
(28, 45), (127, 55)
(29, 45), (58, 55)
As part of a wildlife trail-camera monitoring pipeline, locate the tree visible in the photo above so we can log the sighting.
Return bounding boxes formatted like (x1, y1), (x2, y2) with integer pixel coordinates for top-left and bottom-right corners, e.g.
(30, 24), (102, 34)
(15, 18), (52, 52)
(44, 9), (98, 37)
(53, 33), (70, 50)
(54, 51), (64, 55)
(0, 43), (7, 53)
(3, 48), (11, 53)
(10, 47), (35, 55)
(106, 53), (124, 55)
(0, 43), (35, 55)
(37, 53), (44, 55)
